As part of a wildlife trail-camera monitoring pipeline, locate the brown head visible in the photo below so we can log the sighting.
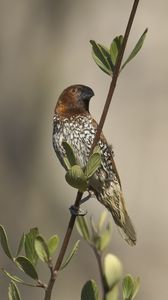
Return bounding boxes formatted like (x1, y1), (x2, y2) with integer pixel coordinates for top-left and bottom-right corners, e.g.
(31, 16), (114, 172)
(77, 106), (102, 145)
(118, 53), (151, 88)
(55, 84), (94, 116)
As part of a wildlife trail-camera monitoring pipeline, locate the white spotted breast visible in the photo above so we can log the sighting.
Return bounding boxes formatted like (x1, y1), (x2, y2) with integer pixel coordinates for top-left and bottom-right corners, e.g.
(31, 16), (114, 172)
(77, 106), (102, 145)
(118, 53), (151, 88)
(52, 113), (116, 181)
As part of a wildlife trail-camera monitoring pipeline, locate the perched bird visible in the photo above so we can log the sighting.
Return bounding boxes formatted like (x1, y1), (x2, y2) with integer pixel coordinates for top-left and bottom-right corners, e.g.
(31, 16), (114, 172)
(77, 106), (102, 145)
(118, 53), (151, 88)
(53, 84), (136, 246)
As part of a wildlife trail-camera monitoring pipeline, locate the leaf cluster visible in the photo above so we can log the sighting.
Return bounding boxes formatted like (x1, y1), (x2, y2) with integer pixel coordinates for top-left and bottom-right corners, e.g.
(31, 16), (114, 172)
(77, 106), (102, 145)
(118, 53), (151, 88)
(62, 141), (101, 192)
(0, 225), (78, 299)
(76, 212), (140, 300)
(90, 29), (148, 76)
(76, 211), (112, 252)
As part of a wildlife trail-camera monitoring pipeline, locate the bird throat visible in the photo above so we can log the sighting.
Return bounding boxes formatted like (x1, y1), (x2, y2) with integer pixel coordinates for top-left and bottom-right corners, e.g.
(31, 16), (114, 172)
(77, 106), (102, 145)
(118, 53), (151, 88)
(55, 97), (90, 117)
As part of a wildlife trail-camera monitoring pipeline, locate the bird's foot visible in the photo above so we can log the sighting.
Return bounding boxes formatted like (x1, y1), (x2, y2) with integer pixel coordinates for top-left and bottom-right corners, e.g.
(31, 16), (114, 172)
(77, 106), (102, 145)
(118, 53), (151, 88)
(69, 205), (87, 216)
(69, 192), (94, 216)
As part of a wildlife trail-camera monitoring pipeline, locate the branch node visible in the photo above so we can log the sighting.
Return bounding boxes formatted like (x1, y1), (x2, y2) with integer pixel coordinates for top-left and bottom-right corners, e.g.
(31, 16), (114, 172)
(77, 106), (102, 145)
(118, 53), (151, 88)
(36, 280), (47, 289)
(69, 205), (87, 216)
(53, 270), (58, 280)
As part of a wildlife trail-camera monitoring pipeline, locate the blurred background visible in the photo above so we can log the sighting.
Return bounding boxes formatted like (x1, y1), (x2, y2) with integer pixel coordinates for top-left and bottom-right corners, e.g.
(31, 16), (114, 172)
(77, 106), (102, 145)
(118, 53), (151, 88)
(0, 0), (168, 299)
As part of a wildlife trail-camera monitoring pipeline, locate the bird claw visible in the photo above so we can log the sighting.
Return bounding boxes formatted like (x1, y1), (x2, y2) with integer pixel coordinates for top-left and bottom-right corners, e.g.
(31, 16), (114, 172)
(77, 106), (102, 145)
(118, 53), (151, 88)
(69, 192), (94, 216)
(69, 205), (87, 216)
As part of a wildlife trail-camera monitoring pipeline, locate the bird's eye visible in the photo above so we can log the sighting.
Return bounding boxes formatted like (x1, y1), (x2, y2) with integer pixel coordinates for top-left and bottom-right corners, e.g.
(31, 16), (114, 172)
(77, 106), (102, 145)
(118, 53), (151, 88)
(71, 88), (77, 94)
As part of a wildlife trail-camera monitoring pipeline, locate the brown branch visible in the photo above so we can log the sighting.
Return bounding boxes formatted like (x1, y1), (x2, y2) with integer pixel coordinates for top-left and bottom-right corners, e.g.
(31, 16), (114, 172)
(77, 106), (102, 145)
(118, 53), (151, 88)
(92, 247), (108, 300)
(44, 1), (140, 299)
(44, 191), (83, 300)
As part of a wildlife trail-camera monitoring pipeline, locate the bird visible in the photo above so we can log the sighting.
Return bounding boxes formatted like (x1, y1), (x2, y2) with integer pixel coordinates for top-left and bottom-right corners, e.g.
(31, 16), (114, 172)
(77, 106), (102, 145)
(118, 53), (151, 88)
(52, 84), (136, 246)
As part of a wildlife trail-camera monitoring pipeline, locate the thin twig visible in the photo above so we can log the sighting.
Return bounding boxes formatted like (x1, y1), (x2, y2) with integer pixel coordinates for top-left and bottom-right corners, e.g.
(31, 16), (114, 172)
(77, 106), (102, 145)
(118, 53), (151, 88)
(92, 247), (108, 300)
(44, 190), (83, 300)
(44, 1), (140, 299)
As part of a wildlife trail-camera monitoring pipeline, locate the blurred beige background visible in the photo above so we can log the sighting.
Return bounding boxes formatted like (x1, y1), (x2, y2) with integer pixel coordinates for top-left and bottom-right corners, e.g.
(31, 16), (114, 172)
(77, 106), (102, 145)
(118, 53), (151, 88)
(0, 1), (168, 299)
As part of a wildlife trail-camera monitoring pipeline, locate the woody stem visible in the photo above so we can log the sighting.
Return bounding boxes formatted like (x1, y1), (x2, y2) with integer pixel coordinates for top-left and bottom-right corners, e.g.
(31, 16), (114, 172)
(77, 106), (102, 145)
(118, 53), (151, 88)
(92, 247), (109, 299)
(90, 0), (140, 152)
(44, 1), (140, 299)
(44, 190), (83, 300)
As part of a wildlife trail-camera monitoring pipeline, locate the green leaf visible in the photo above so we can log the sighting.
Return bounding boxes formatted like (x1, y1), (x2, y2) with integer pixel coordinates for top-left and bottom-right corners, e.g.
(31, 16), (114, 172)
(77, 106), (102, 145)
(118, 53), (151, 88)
(24, 228), (39, 266)
(106, 285), (119, 300)
(122, 274), (140, 300)
(76, 216), (90, 242)
(92, 51), (112, 75)
(89, 218), (101, 250)
(90, 40), (110, 68)
(0, 225), (13, 260)
(98, 44), (114, 72)
(2, 269), (25, 284)
(81, 280), (99, 300)
(15, 256), (38, 280)
(122, 275), (133, 300)
(93, 236), (101, 252)
(104, 254), (123, 289)
(121, 28), (148, 71)
(93, 145), (101, 154)
(62, 141), (77, 169)
(61, 240), (80, 270)
(8, 281), (21, 300)
(90, 221), (111, 252)
(131, 277), (140, 299)
(90, 217), (98, 236)
(1, 269), (35, 287)
(99, 224), (112, 251)
(98, 210), (108, 230)
(90, 40), (112, 76)
(110, 35), (123, 65)
(16, 234), (25, 257)
(65, 165), (88, 192)
(47, 235), (60, 256)
(34, 236), (50, 263)
(85, 152), (101, 178)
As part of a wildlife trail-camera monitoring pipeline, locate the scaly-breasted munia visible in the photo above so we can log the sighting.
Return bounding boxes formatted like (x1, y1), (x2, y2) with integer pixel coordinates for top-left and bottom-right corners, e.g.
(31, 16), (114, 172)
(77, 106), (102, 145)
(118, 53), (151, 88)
(53, 84), (136, 245)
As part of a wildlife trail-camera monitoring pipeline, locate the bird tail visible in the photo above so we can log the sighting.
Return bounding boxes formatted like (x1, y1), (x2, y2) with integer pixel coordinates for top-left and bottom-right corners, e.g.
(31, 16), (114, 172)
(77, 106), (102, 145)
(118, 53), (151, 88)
(114, 210), (137, 246)
(109, 192), (137, 246)
(95, 184), (137, 246)
(90, 174), (136, 245)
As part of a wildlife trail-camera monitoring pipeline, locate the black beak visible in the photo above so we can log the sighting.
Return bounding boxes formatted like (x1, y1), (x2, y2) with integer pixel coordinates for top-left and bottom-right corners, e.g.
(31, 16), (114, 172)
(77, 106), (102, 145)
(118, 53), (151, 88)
(81, 86), (94, 100)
